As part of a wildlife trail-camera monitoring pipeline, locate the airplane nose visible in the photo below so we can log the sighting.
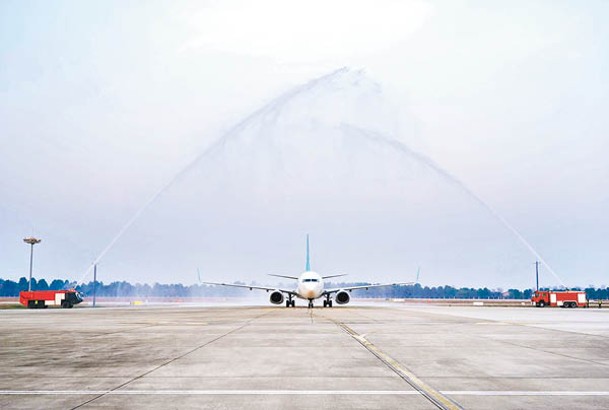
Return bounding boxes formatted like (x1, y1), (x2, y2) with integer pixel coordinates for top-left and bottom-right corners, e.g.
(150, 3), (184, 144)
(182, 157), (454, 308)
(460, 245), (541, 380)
(306, 290), (316, 299)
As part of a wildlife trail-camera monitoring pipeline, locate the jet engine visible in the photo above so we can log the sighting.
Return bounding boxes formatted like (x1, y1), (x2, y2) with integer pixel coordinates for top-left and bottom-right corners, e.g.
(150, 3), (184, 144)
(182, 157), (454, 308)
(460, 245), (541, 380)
(269, 290), (284, 305)
(335, 290), (350, 305)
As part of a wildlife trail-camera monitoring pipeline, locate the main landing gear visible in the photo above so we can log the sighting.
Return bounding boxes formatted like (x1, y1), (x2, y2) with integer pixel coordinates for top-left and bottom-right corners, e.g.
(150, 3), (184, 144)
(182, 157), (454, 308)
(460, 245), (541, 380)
(286, 296), (295, 307)
(323, 295), (333, 308)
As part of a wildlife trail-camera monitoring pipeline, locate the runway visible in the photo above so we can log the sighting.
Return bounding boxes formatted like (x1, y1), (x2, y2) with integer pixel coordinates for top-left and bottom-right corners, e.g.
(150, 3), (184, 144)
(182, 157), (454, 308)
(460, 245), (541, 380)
(2, 302), (609, 409)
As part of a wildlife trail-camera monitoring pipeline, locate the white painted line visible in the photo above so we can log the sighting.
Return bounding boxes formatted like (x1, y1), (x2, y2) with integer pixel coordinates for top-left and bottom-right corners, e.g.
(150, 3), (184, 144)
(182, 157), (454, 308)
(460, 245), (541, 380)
(2, 390), (609, 396)
(0, 390), (419, 396)
(443, 391), (609, 396)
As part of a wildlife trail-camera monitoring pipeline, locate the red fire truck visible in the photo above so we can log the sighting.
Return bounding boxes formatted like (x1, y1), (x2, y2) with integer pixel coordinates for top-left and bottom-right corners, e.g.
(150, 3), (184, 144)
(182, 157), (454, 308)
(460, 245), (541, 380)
(19, 290), (83, 309)
(531, 290), (587, 308)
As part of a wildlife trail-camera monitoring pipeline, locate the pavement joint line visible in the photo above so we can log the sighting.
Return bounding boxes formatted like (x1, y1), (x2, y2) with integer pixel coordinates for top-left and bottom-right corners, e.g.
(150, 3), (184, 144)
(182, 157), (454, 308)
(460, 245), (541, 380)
(476, 332), (609, 369)
(328, 318), (464, 410)
(400, 306), (609, 365)
(90, 324), (159, 338)
(69, 310), (272, 410)
(4, 390), (609, 396)
(507, 321), (609, 341)
(401, 305), (609, 340)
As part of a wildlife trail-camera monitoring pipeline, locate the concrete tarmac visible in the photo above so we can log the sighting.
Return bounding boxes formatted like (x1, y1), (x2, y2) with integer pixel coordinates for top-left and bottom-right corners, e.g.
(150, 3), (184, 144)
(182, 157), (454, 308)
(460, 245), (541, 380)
(2, 302), (609, 409)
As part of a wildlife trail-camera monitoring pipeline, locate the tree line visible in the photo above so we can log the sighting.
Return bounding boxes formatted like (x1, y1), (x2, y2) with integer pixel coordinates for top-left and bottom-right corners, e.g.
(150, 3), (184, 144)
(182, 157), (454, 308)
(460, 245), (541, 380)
(0, 277), (71, 296)
(2, 277), (608, 300)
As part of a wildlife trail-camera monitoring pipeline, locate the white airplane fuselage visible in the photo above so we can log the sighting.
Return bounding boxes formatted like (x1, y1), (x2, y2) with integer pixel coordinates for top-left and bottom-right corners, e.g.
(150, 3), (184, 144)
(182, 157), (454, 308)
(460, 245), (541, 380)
(296, 271), (324, 300)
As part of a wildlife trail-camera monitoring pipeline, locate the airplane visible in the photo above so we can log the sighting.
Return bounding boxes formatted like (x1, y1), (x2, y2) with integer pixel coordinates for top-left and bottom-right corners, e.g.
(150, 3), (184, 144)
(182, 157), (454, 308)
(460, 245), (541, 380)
(201, 235), (413, 308)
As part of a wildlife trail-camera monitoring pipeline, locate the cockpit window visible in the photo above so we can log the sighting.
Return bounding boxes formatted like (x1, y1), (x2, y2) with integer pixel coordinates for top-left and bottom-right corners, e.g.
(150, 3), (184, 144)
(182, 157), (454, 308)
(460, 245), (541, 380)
(303, 278), (319, 282)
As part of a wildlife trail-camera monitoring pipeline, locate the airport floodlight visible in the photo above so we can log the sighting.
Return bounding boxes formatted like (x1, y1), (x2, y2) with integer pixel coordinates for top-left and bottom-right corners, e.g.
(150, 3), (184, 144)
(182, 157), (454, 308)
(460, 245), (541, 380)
(23, 237), (42, 292)
(23, 237), (41, 245)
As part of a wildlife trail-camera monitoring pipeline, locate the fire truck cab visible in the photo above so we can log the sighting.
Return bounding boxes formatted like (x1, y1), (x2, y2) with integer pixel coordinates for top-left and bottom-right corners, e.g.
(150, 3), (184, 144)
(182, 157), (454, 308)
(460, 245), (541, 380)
(531, 290), (587, 308)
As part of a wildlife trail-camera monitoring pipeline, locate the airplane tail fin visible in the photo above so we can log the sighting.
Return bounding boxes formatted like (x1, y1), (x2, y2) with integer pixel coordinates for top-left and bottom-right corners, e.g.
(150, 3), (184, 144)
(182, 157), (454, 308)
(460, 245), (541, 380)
(305, 234), (311, 271)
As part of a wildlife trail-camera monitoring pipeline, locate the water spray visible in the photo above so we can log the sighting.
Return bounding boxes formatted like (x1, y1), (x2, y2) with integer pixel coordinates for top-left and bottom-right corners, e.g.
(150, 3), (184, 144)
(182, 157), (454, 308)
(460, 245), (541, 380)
(76, 67), (567, 289)
(342, 123), (567, 288)
(77, 68), (353, 284)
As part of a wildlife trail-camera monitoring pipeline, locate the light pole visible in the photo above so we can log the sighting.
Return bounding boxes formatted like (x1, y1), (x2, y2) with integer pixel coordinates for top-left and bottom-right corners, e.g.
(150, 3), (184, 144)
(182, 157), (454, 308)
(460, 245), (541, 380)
(93, 263), (97, 307)
(535, 261), (540, 291)
(23, 237), (41, 292)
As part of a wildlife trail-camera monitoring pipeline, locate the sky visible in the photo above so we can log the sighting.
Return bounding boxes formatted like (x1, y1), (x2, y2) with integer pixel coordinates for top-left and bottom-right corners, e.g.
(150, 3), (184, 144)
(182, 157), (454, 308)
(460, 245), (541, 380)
(1, 0), (608, 289)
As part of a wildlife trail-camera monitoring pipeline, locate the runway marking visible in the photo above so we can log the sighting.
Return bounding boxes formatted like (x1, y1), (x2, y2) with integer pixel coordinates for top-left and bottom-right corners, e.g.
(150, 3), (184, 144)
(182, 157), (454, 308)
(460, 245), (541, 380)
(335, 322), (463, 410)
(444, 391), (609, 396)
(3, 390), (609, 396)
(0, 390), (420, 396)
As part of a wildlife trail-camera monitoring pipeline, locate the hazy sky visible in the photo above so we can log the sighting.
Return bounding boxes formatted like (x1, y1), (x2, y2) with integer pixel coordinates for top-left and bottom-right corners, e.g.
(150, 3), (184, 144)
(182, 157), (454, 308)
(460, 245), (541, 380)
(1, 0), (607, 289)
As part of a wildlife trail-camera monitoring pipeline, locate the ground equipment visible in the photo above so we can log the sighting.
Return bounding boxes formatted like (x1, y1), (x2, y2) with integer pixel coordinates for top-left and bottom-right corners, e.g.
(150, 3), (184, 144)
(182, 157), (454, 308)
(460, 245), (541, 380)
(19, 289), (83, 308)
(531, 290), (587, 308)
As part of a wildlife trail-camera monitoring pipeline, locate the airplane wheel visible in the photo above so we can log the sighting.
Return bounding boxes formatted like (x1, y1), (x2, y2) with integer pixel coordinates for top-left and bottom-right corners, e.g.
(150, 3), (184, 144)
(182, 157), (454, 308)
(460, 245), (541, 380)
(291, 300), (295, 307)
(286, 300), (290, 308)
(328, 301), (333, 308)
(323, 300), (327, 307)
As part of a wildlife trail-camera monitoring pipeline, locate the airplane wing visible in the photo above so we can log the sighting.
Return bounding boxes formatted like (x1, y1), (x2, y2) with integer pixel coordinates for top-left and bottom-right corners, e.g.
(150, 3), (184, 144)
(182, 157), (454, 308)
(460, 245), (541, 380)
(268, 274), (299, 280)
(323, 282), (414, 295)
(321, 273), (348, 279)
(201, 281), (297, 296)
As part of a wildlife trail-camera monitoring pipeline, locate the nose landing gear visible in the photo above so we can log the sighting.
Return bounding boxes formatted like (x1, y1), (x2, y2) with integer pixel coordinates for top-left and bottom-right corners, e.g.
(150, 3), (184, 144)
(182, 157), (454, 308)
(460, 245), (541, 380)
(308, 300), (314, 309)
